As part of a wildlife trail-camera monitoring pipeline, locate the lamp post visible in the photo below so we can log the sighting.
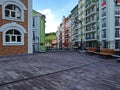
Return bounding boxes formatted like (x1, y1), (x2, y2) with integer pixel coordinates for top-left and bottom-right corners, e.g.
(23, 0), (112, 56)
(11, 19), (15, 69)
(74, 18), (83, 52)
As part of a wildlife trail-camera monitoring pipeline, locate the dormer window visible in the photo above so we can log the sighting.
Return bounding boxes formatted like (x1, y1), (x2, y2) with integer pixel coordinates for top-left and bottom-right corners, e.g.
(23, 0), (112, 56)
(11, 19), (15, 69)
(5, 4), (21, 19)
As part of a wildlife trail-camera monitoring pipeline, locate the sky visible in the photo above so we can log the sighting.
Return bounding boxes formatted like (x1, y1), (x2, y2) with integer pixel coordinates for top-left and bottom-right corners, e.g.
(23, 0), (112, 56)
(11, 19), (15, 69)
(33, 0), (78, 33)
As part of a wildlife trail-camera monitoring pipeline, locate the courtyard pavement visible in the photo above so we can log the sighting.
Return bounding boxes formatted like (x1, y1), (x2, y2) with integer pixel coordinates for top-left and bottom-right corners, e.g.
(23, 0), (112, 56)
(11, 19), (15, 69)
(0, 51), (120, 90)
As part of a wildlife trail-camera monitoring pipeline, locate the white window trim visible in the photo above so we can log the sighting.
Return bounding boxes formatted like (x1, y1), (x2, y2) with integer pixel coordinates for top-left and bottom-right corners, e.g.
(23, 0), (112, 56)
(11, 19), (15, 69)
(0, 0), (27, 22)
(0, 22), (27, 46)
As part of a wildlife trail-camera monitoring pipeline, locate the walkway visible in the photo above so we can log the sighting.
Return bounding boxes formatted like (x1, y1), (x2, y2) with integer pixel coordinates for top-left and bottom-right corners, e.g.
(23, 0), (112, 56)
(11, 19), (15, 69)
(0, 51), (120, 90)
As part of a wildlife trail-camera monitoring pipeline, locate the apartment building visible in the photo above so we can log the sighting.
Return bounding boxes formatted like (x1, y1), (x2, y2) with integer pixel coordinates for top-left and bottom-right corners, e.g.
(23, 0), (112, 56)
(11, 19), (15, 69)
(0, 0), (32, 56)
(85, 0), (99, 48)
(59, 23), (63, 49)
(99, 0), (120, 50)
(65, 16), (72, 49)
(57, 16), (72, 49)
(57, 0), (120, 51)
(71, 5), (79, 49)
(56, 28), (60, 49)
(32, 10), (46, 52)
(78, 0), (86, 49)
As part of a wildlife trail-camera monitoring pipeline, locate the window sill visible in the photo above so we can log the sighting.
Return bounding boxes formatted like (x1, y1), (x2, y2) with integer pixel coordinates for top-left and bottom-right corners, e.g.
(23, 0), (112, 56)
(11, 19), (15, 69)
(3, 42), (24, 46)
(3, 17), (24, 22)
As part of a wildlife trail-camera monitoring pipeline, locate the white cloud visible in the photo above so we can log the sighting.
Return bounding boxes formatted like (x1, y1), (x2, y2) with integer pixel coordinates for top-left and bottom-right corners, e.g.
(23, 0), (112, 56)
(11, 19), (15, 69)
(38, 9), (60, 33)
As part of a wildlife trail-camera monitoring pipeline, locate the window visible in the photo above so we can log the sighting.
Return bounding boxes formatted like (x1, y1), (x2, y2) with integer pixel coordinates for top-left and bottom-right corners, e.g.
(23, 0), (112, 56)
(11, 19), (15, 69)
(102, 40), (108, 48)
(5, 4), (21, 19)
(115, 28), (120, 37)
(102, 18), (106, 28)
(115, 40), (120, 49)
(115, 6), (120, 15)
(101, 7), (106, 17)
(32, 17), (37, 28)
(102, 29), (106, 38)
(1, 0), (27, 22)
(115, 17), (120, 26)
(5, 29), (22, 43)
(33, 31), (35, 41)
(0, 22), (27, 46)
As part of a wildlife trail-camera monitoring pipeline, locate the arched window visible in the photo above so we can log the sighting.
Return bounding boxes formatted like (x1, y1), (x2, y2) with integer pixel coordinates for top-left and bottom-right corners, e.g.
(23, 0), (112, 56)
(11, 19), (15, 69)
(5, 4), (21, 19)
(1, 0), (27, 21)
(5, 29), (22, 43)
(0, 22), (27, 46)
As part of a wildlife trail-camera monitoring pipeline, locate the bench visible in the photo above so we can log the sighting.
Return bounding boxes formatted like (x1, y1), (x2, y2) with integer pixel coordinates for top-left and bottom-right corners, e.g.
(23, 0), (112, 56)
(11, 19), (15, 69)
(86, 47), (96, 53)
(86, 47), (120, 62)
(86, 48), (114, 56)
(99, 48), (114, 56)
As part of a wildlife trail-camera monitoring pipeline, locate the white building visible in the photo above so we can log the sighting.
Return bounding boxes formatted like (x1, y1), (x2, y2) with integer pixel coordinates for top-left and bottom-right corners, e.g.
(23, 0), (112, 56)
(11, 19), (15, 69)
(99, 0), (120, 50)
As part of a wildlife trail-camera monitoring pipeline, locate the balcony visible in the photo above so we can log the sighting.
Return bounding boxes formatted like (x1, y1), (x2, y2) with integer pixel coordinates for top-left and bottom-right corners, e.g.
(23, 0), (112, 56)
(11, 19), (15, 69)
(86, 28), (96, 33)
(86, 37), (97, 41)
(86, 10), (96, 18)
(115, 34), (120, 38)
(102, 23), (106, 28)
(102, 13), (106, 17)
(115, 22), (120, 26)
(85, 2), (96, 10)
(86, 19), (96, 26)
(115, 11), (120, 16)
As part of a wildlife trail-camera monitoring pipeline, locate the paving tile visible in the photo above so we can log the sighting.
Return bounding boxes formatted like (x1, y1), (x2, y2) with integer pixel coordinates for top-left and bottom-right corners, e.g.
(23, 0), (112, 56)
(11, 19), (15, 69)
(0, 51), (119, 90)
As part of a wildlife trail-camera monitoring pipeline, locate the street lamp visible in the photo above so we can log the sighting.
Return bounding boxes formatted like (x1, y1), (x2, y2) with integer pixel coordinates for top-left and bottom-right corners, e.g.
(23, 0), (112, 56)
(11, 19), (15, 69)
(74, 18), (83, 52)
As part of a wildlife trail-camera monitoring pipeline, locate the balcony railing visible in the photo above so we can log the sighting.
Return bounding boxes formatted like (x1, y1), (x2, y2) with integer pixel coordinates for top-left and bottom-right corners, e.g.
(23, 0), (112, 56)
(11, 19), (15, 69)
(102, 13), (106, 17)
(86, 19), (96, 25)
(115, 11), (120, 15)
(86, 10), (96, 17)
(115, 34), (120, 38)
(85, 1), (96, 10)
(115, 22), (120, 26)
(102, 23), (106, 28)
(86, 27), (96, 33)
(86, 37), (96, 40)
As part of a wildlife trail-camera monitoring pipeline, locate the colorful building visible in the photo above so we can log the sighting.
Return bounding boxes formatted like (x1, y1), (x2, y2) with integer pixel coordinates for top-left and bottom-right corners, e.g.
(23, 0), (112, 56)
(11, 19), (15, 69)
(57, 16), (72, 49)
(0, 0), (33, 56)
(32, 10), (46, 52)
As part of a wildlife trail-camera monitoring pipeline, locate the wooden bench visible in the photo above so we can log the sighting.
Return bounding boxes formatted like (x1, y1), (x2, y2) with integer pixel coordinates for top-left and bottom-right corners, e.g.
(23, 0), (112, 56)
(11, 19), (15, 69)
(86, 48), (114, 56)
(86, 47), (96, 53)
(99, 48), (114, 56)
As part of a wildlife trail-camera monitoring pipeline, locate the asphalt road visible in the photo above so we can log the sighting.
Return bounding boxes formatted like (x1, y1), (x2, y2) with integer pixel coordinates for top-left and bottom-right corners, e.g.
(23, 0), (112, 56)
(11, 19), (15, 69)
(0, 51), (120, 90)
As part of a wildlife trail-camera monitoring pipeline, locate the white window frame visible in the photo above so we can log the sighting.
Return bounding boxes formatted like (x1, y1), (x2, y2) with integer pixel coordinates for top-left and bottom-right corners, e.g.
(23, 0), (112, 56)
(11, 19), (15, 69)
(5, 29), (22, 43)
(5, 4), (22, 20)
(0, 0), (27, 22)
(0, 22), (27, 46)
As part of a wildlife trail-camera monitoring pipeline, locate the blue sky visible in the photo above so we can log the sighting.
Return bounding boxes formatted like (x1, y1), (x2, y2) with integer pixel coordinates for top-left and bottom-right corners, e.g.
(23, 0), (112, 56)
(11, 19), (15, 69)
(33, 0), (78, 33)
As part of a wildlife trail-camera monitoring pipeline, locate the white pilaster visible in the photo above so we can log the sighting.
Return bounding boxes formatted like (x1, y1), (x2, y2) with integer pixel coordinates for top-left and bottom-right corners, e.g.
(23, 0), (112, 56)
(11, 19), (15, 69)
(28, 0), (33, 54)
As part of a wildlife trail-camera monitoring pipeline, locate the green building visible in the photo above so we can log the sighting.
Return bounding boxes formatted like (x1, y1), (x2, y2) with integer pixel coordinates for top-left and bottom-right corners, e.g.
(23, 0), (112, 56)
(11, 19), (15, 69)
(32, 10), (46, 52)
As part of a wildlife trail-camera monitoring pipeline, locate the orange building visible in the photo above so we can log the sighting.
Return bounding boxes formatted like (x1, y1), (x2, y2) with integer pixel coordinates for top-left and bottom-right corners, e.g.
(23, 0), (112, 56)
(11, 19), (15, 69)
(58, 16), (72, 49)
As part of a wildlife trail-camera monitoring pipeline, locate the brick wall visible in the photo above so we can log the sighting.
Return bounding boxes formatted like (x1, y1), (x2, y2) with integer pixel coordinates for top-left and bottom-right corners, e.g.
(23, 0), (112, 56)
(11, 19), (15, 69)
(0, 0), (29, 56)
